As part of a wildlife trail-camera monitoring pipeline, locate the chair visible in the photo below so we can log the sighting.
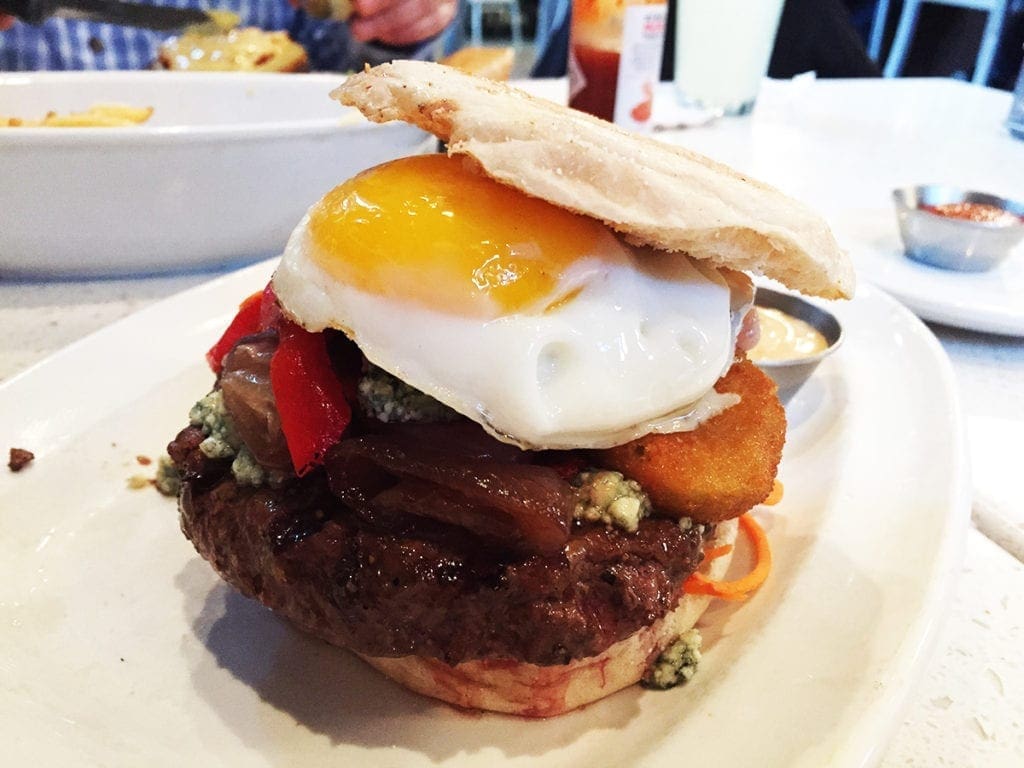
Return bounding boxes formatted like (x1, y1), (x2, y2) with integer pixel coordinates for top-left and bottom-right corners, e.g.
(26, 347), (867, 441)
(530, 0), (571, 76)
(868, 0), (1009, 85)
(466, 0), (524, 49)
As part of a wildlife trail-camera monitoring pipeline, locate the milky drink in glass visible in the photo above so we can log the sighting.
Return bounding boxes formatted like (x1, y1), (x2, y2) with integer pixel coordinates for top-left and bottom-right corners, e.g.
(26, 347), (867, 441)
(673, 0), (784, 115)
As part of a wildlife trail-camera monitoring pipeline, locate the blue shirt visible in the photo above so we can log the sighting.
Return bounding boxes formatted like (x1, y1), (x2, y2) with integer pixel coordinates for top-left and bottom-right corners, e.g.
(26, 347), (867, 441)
(0, 0), (440, 71)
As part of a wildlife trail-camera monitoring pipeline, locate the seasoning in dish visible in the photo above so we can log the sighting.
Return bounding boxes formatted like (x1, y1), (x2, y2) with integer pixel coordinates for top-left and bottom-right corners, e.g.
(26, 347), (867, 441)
(748, 307), (829, 362)
(919, 202), (1022, 226)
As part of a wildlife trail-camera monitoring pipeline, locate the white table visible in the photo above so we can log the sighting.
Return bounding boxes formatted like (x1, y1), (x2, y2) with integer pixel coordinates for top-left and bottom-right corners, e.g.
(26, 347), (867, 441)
(2, 77), (1022, 766)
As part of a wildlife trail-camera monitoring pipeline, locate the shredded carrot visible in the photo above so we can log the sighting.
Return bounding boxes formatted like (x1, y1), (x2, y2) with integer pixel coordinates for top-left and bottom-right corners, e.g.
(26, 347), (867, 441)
(685, 513), (772, 601)
(762, 479), (784, 506)
(702, 544), (734, 562)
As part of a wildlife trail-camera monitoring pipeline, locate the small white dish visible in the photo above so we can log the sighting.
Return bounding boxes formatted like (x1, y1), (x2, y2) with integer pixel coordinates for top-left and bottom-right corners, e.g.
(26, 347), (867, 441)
(0, 71), (433, 278)
(832, 207), (1024, 337)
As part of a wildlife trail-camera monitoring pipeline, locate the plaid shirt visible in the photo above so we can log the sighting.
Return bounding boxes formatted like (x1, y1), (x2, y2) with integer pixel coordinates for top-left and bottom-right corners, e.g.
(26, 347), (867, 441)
(0, 0), (439, 71)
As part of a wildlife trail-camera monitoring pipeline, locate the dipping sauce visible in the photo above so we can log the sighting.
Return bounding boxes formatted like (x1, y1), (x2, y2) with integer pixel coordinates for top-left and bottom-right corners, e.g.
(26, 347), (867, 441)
(920, 202), (1023, 226)
(748, 307), (829, 362)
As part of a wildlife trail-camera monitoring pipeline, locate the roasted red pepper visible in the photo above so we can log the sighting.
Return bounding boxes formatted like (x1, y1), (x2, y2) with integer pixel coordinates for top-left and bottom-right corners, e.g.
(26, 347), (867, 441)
(270, 319), (353, 476)
(207, 282), (353, 474)
(206, 290), (264, 374)
(257, 282), (283, 330)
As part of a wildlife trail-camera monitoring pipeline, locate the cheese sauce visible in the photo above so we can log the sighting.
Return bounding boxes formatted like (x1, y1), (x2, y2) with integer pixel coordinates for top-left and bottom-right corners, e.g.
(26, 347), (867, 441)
(748, 307), (828, 362)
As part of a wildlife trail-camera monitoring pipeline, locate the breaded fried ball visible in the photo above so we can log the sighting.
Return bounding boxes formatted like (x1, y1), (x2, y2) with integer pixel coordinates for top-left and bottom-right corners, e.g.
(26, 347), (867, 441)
(597, 358), (785, 523)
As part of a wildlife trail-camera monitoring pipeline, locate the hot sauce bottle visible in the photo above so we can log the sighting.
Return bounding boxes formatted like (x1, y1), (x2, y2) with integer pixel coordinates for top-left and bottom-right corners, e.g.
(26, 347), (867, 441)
(568, 0), (668, 131)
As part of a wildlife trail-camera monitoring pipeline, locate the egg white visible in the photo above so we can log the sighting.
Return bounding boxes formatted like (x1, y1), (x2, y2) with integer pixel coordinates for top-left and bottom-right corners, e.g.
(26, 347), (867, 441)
(274, 214), (748, 450)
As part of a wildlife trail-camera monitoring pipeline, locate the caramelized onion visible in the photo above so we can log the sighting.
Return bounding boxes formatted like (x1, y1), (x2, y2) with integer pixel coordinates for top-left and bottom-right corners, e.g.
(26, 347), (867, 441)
(219, 332), (292, 471)
(326, 425), (573, 556)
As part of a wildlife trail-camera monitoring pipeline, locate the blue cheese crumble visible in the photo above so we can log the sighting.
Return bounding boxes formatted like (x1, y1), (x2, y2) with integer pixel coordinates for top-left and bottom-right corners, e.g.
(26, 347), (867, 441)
(643, 629), (703, 689)
(187, 390), (264, 487)
(230, 447), (266, 487)
(189, 390), (241, 459)
(155, 455), (181, 496)
(358, 364), (459, 424)
(572, 469), (651, 532)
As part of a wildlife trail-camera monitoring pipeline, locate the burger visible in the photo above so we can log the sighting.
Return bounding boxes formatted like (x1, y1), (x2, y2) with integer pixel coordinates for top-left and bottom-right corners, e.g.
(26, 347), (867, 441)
(161, 61), (854, 717)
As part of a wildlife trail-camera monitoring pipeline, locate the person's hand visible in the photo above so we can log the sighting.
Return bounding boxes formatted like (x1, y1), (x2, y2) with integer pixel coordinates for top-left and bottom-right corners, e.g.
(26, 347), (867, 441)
(348, 0), (456, 47)
(0, 14), (16, 30)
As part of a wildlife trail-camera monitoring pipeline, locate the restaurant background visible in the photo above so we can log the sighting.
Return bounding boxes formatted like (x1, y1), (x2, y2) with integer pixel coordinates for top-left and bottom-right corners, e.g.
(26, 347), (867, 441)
(467, 0), (1024, 89)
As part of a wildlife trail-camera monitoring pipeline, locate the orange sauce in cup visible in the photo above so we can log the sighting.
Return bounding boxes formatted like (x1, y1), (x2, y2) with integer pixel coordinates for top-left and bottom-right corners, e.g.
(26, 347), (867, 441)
(920, 202), (1022, 226)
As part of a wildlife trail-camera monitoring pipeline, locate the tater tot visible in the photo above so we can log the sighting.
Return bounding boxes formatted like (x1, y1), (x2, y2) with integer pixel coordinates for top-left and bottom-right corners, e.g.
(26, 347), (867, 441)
(597, 358), (786, 523)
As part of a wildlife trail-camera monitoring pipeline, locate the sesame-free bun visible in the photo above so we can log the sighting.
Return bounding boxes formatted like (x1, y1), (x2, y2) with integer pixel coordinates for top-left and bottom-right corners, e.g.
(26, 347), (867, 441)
(358, 518), (738, 717)
(333, 61), (853, 300)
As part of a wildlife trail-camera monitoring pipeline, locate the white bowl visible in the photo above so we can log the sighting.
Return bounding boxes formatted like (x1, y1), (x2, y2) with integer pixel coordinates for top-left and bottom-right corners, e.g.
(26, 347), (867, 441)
(0, 71), (434, 278)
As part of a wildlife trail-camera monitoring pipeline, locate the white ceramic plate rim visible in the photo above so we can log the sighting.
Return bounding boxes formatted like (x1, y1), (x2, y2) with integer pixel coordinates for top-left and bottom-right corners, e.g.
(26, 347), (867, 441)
(867, 273), (1024, 337)
(0, 263), (971, 767)
(853, 248), (1024, 337)
(880, 285), (1024, 337)
(831, 210), (1024, 337)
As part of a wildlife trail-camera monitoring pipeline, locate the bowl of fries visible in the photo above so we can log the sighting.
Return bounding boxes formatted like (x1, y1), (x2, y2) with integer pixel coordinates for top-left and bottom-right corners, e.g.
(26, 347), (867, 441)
(3, 103), (156, 128)
(0, 71), (433, 278)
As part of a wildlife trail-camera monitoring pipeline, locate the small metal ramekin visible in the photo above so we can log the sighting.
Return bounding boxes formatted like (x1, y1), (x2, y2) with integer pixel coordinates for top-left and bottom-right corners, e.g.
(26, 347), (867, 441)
(752, 288), (844, 403)
(893, 186), (1024, 272)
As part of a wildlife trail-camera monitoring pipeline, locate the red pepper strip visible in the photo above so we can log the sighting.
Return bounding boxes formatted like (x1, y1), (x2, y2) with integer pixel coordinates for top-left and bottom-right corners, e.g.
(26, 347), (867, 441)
(258, 282), (283, 330)
(271, 319), (352, 476)
(206, 290), (264, 374)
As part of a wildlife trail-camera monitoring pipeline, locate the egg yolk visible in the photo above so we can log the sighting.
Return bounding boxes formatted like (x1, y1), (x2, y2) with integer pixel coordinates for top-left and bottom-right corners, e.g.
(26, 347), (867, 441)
(307, 154), (615, 318)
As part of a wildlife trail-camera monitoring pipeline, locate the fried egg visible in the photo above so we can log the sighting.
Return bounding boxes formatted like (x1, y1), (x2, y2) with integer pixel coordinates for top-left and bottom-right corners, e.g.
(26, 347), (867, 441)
(274, 154), (751, 450)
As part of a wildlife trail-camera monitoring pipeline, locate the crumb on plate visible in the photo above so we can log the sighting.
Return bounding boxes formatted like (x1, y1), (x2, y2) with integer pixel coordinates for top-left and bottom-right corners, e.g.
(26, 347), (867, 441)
(8, 447), (35, 472)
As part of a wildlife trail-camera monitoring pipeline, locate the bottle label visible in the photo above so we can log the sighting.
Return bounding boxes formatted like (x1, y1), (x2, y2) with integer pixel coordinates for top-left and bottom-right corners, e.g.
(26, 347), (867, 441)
(613, 3), (668, 130)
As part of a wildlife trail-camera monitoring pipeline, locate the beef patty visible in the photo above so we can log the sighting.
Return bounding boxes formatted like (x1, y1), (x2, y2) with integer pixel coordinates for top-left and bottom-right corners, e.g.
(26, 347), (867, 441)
(172, 425), (708, 666)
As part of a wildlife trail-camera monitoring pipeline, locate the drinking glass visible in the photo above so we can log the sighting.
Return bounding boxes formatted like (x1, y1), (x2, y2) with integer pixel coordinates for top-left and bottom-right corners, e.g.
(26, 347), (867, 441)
(673, 0), (784, 116)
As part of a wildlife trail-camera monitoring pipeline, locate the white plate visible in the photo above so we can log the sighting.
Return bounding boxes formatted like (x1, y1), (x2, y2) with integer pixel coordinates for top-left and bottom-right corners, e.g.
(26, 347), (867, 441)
(0, 262), (969, 768)
(0, 72), (432, 278)
(830, 208), (1024, 337)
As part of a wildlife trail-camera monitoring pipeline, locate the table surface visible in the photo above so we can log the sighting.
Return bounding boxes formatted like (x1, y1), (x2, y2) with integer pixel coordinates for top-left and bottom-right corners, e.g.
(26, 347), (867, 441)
(2, 76), (1023, 767)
